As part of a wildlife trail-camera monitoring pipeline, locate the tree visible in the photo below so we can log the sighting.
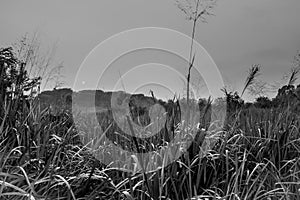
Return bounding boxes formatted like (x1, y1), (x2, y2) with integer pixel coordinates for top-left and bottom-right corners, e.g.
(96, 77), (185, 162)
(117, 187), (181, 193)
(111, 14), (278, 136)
(254, 96), (272, 109)
(0, 47), (41, 127)
(221, 88), (244, 113)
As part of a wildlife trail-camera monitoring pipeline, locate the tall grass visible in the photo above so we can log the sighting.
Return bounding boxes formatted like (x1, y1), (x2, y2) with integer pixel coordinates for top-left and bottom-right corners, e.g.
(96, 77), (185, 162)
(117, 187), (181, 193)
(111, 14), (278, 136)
(1, 90), (300, 199)
(1, 47), (300, 199)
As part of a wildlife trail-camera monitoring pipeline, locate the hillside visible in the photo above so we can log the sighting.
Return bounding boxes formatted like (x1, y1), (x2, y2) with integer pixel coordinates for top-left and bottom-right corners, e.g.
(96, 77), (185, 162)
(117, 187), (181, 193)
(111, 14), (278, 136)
(38, 88), (163, 113)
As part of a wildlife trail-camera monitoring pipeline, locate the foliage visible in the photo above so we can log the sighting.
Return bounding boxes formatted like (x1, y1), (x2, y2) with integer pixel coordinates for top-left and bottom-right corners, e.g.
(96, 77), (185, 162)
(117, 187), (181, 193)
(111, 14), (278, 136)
(1, 32), (300, 200)
(0, 47), (41, 127)
(254, 96), (272, 109)
(1, 83), (300, 199)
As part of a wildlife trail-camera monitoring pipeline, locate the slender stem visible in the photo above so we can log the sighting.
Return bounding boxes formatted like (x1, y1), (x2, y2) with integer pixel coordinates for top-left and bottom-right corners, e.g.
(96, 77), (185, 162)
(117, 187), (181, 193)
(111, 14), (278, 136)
(186, 1), (200, 198)
(186, 1), (199, 127)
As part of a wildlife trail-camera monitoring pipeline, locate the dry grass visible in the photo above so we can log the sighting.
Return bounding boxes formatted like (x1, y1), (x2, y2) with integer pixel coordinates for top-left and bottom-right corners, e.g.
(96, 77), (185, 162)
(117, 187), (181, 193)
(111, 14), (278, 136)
(0, 93), (300, 200)
(1, 46), (300, 199)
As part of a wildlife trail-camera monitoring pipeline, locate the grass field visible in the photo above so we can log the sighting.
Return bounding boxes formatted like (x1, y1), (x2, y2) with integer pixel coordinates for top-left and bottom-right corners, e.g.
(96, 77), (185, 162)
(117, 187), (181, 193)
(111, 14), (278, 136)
(1, 47), (300, 200)
(1, 89), (300, 200)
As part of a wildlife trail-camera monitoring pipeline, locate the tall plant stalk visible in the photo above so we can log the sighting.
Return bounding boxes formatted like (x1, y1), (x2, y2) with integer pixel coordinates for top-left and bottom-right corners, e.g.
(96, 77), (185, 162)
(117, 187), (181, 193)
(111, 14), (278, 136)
(241, 64), (261, 97)
(175, 0), (216, 197)
(287, 67), (300, 86)
(176, 0), (215, 126)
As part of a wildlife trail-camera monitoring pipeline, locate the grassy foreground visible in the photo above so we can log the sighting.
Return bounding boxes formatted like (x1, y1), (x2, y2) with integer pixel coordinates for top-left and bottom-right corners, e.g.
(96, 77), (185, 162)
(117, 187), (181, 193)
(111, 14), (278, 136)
(1, 47), (300, 199)
(0, 94), (300, 200)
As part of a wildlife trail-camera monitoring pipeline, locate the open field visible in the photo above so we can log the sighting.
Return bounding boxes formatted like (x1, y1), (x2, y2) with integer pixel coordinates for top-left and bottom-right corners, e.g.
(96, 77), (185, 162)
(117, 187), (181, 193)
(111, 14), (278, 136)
(1, 1), (300, 198)
(1, 75), (300, 199)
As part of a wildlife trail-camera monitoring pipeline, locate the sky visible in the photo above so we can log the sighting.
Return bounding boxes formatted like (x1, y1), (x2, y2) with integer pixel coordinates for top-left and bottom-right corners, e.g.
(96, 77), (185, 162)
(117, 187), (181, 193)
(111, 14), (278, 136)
(1, 0), (300, 101)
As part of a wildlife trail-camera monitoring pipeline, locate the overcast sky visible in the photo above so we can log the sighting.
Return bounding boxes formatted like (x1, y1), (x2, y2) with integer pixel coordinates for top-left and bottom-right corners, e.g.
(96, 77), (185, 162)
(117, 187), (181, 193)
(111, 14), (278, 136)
(1, 0), (300, 100)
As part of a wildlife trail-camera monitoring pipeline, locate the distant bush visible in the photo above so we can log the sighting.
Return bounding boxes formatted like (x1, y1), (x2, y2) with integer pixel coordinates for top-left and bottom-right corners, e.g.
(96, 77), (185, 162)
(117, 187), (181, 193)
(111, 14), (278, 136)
(0, 47), (40, 144)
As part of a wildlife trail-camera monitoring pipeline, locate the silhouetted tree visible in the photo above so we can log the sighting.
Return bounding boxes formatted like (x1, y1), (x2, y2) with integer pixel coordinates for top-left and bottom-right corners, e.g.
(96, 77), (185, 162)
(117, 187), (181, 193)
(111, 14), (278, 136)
(0, 47), (41, 148)
(272, 84), (300, 109)
(0, 47), (41, 118)
(254, 96), (272, 109)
